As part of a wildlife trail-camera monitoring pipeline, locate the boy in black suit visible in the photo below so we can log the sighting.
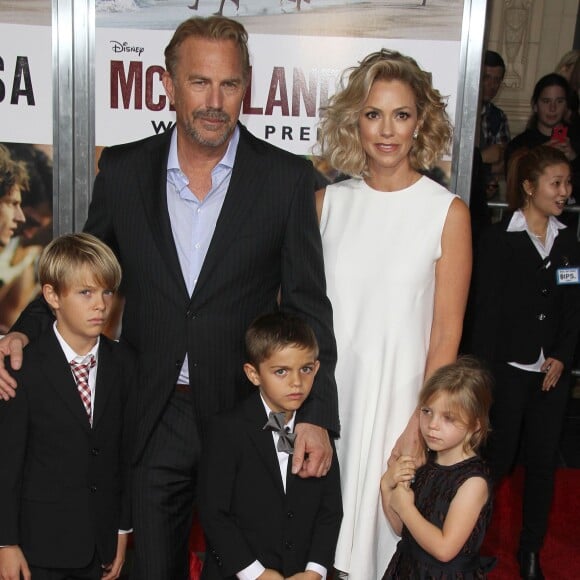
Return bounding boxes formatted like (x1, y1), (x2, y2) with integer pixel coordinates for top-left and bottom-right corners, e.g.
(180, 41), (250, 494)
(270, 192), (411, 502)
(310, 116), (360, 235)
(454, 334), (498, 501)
(199, 313), (342, 579)
(0, 233), (135, 580)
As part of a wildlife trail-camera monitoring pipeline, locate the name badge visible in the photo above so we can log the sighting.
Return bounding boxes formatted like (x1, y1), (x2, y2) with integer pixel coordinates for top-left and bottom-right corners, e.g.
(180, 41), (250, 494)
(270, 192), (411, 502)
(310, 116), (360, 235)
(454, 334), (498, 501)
(556, 267), (580, 285)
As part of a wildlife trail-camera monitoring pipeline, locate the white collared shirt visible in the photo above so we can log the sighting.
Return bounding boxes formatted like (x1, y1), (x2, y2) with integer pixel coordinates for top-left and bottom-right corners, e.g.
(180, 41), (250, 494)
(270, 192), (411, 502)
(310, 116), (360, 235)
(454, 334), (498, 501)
(236, 396), (326, 580)
(166, 126), (240, 385)
(52, 323), (132, 535)
(507, 209), (565, 259)
(259, 393), (296, 494)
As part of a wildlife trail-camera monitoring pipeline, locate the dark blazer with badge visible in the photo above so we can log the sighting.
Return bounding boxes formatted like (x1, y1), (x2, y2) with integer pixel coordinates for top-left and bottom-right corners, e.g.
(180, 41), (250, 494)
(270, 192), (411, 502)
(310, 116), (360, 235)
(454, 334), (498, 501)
(198, 391), (342, 579)
(0, 329), (134, 569)
(471, 214), (580, 368)
(14, 124), (338, 460)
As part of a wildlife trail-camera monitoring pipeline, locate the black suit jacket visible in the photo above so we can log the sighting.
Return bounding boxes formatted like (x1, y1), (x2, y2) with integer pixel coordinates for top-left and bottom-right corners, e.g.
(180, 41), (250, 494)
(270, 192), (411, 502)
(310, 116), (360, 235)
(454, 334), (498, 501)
(198, 391), (342, 578)
(14, 124), (338, 459)
(471, 215), (580, 368)
(0, 330), (134, 568)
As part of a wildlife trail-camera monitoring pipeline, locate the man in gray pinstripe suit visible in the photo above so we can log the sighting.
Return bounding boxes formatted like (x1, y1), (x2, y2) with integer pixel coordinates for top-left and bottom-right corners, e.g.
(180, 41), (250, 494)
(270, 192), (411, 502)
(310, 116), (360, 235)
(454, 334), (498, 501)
(0, 15), (339, 580)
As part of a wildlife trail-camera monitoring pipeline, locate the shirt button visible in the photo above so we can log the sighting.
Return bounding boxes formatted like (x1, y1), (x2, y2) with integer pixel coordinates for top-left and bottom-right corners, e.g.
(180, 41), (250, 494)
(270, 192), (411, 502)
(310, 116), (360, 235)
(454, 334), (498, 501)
(284, 541), (294, 550)
(91, 448), (100, 456)
(540, 288), (550, 296)
(286, 510), (294, 519)
(90, 485), (97, 493)
(537, 313), (547, 321)
(194, 243), (201, 249)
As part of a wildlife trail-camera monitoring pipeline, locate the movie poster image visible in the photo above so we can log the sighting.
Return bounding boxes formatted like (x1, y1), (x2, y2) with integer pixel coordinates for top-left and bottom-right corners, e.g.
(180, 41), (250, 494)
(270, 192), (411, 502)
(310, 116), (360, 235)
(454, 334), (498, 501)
(0, 143), (53, 333)
(0, 2), (52, 331)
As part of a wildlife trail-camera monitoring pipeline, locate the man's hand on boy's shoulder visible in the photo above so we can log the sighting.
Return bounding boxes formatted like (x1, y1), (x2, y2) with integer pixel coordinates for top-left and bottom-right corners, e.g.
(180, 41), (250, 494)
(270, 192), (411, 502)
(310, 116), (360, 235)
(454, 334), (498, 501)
(0, 545), (31, 580)
(292, 423), (332, 479)
(0, 332), (29, 401)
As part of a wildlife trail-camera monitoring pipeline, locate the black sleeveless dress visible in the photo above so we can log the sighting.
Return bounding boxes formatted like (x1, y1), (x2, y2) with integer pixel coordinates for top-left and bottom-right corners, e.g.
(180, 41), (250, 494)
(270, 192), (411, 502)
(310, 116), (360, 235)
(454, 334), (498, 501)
(383, 455), (496, 579)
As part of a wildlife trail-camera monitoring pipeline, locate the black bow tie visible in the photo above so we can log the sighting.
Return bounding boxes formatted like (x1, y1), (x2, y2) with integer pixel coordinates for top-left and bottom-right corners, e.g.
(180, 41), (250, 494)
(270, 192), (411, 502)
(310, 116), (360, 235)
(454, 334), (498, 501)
(263, 411), (296, 454)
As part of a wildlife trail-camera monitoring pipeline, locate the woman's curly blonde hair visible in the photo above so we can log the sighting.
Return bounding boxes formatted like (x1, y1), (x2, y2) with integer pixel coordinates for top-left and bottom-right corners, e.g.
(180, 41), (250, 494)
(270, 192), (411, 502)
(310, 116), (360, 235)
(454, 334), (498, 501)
(317, 49), (452, 177)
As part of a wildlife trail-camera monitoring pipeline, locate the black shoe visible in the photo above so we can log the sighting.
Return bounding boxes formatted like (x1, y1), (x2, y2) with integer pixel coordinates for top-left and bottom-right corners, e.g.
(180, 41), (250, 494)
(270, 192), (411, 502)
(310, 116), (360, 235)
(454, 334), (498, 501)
(518, 550), (544, 580)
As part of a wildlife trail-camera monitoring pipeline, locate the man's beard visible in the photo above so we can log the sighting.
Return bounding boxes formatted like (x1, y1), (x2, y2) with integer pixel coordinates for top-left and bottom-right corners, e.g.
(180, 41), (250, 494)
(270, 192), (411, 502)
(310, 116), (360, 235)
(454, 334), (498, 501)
(184, 109), (234, 148)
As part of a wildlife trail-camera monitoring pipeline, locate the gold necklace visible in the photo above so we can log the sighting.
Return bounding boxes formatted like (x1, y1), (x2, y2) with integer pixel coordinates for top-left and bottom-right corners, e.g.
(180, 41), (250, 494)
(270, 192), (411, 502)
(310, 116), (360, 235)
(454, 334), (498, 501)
(531, 225), (547, 240)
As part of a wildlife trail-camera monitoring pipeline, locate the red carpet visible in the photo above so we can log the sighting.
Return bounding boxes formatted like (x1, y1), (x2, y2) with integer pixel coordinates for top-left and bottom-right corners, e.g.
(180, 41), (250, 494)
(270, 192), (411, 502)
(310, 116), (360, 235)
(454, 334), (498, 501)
(186, 467), (580, 579)
(481, 467), (580, 579)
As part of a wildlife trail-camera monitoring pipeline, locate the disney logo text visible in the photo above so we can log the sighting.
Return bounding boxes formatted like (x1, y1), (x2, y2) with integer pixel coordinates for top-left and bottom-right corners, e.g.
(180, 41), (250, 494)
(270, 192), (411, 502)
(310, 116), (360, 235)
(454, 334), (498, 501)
(110, 40), (144, 57)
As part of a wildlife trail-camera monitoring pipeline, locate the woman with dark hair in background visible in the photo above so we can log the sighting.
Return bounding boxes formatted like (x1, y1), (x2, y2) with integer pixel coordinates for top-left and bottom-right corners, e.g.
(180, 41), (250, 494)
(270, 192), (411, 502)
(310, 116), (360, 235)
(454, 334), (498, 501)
(505, 74), (578, 166)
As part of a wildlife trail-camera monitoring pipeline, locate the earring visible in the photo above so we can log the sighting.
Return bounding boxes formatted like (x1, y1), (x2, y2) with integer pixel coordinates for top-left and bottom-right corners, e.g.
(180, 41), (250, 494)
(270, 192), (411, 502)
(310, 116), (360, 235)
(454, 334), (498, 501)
(413, 129), (418, 140)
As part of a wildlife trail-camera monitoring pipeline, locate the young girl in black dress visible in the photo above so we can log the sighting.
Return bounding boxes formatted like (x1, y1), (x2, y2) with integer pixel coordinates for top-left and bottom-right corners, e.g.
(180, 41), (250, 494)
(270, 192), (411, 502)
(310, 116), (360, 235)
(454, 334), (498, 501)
(381, 357), (494, 579)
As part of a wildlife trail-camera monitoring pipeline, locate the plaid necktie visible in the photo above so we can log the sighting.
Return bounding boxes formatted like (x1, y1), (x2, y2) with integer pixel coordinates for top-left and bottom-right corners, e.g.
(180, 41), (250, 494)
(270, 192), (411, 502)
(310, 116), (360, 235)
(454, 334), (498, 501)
(70, 355), (96, 424)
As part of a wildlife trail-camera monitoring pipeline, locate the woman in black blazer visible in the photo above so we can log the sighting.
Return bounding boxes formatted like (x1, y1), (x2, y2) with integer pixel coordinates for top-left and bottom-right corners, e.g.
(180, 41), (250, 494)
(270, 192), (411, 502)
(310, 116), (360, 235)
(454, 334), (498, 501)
(471, 145), (580, 580)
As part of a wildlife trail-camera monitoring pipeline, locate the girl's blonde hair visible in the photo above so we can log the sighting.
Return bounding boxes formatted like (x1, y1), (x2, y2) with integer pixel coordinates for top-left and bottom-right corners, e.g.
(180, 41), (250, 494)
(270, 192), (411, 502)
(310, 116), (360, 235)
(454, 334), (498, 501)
(317, 49), (452, 177)
(419, 356), (493, 453)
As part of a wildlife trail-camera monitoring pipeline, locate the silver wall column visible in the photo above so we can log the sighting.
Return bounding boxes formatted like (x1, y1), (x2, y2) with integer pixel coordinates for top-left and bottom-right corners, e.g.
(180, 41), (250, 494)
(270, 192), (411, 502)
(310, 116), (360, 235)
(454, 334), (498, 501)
(52, 0), (94, 235)
(451, 0), (488, 204)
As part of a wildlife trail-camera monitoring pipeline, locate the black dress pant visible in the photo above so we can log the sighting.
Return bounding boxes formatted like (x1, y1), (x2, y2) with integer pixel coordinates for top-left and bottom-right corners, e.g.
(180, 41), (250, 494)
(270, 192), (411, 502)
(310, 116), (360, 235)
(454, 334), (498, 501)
(29, 552), (102, 580)
(486, 363), (569, 551)
(131, 389), (202, 580)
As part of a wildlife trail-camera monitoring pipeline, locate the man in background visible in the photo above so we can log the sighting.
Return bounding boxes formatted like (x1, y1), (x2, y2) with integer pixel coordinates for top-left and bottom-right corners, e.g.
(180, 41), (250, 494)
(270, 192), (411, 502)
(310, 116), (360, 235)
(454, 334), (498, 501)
(479, 50), (511, 199)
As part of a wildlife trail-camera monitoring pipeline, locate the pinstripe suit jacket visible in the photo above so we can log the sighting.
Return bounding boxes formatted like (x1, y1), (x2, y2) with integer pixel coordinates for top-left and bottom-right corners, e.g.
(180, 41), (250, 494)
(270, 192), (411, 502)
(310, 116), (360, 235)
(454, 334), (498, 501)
(15, 124), (338, 460)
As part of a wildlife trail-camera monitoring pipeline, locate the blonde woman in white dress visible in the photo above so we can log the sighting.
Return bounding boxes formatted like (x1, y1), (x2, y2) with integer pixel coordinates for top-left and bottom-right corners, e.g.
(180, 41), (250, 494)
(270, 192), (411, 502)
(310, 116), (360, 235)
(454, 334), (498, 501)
(315, 50), (472, 580)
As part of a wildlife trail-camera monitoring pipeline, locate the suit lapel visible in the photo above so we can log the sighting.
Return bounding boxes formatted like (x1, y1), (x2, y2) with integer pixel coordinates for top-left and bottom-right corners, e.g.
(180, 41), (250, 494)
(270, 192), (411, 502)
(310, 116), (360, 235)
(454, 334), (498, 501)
(92, 339), (114, 430)
(138, 130), (189, 298)
(192, 125), (266, 299)
(504, 222), (574, 273)
(39, 332), (91, 433)
(505, 228), (545, 269)
(243, 393), (287, 497)
(551, 230), (575, 268)
(285, 459), (296, 496)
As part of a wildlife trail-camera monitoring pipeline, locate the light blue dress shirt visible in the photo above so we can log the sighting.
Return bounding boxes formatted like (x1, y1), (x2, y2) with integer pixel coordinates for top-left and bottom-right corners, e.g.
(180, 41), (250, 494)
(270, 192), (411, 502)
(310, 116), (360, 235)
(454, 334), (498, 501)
(166, 126), (240, 384)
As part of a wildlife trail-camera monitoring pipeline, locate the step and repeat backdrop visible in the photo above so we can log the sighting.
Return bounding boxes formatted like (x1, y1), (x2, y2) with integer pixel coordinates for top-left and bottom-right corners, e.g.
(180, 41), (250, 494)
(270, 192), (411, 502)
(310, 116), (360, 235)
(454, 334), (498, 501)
(0, 0), (466, 328)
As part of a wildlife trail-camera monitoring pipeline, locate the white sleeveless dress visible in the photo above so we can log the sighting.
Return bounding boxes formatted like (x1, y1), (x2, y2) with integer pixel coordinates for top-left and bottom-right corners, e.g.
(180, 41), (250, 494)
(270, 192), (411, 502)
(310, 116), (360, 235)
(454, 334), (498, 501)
(320, 176), (457, 579)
